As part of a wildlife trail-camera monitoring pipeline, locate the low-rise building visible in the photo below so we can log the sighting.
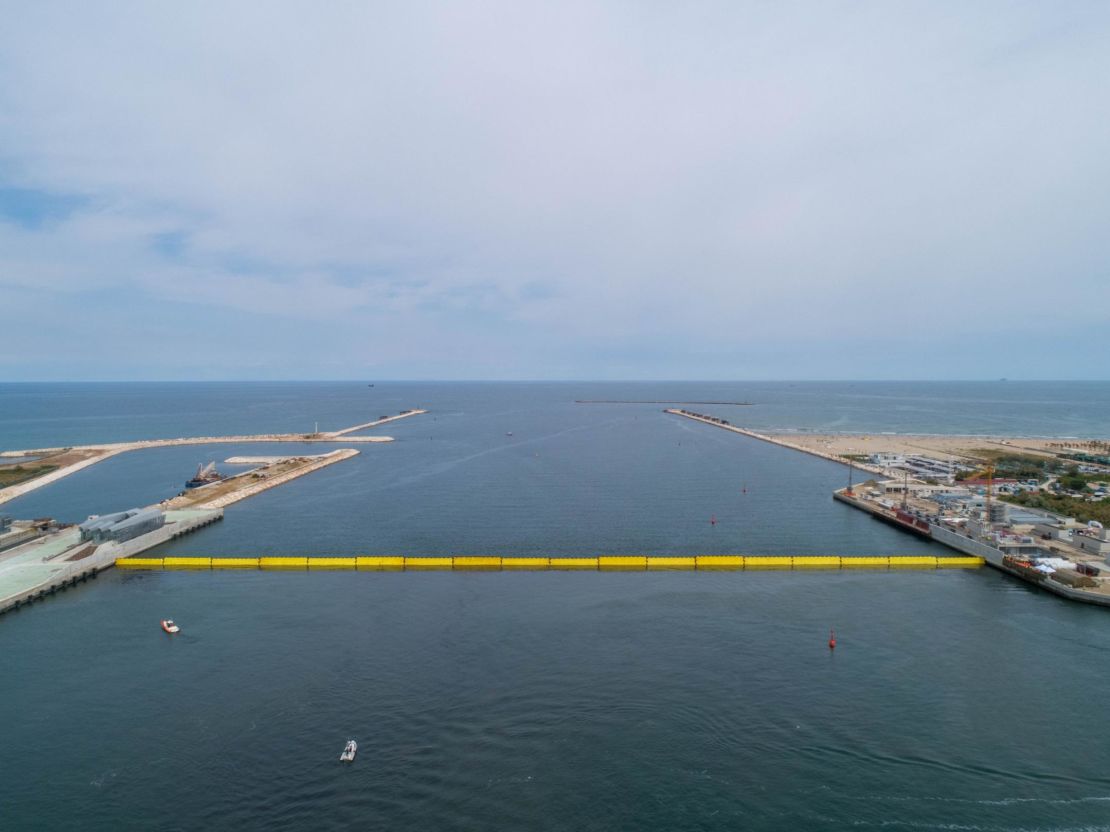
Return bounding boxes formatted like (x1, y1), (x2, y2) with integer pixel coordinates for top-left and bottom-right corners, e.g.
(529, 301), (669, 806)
(79, 508), (165, 544)
(1075, 525), (1110, 558)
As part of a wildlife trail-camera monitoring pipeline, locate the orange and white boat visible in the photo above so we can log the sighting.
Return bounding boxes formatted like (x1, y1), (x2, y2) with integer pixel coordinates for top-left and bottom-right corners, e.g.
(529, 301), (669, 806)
(161, 619), (180, 634)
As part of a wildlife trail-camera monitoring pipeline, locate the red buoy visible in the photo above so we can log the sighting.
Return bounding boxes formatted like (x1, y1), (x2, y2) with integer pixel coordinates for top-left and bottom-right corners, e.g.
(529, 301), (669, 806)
(828, 629), (836, 650)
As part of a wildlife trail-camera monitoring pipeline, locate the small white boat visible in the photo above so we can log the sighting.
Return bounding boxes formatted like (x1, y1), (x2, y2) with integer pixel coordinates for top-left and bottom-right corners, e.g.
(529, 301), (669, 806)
(340, 739), (357, 762)
(161, 619), (180, 634)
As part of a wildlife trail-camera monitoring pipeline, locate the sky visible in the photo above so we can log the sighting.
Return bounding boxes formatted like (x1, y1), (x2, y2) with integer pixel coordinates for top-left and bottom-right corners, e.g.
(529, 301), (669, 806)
(1, 1), (1108, 381)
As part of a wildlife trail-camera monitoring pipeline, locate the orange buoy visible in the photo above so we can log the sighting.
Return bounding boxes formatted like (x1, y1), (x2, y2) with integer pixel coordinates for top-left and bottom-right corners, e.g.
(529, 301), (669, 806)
(828, 629), (836, 650)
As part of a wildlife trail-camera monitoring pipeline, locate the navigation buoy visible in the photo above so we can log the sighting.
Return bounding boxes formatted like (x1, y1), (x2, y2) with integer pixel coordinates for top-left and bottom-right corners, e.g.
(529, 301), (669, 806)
(710, 515), (717, 526)
(828, 629), (836, 650)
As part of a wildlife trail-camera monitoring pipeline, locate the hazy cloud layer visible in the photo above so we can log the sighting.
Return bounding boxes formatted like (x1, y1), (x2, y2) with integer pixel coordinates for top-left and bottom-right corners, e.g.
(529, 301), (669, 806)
(1, 1), (1108, 379)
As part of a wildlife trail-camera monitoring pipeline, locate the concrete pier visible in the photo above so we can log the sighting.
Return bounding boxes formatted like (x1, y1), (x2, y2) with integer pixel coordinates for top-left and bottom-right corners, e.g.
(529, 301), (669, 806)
(0, 409), (425, 506)
(0, 509), (222, 615)
(329, 409), (427, 436)
(171, 449), (360, 510)
(665, 409), (888, 475)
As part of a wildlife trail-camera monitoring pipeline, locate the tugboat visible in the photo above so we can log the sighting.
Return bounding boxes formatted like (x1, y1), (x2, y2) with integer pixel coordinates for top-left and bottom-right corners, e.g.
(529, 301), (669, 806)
(185, 462), (226, 489)
(340, 739), (357, 762)
(161, 619), (180, 634)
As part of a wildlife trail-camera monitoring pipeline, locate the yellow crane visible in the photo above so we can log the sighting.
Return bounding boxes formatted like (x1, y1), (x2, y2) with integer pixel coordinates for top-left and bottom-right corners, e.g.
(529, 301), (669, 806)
(983, 463), (995, 532)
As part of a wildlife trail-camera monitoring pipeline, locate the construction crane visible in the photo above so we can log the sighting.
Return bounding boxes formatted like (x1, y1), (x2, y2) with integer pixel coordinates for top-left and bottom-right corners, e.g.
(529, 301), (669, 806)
(983, 463), (995, 535)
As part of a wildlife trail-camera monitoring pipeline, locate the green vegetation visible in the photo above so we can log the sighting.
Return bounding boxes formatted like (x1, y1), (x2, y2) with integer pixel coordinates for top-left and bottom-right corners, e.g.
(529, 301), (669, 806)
(960, 450), (1094, 482)
(1058, 471), (1090, 492)
(1002, 491), (1110, 526)
(0, 464), (58, 488)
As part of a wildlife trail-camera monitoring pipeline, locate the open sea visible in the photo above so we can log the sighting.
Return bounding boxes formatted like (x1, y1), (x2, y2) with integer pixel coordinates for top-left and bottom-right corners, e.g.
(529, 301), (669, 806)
(3, 381), (1110, 831)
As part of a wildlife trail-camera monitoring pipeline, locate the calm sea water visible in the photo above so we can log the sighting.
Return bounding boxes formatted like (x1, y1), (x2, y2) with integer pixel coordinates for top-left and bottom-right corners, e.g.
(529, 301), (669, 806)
(3, 382), (1110, 831)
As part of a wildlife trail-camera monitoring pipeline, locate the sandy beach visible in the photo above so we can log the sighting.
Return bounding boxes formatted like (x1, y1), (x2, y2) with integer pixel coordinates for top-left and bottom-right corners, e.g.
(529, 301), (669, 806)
(760, 433), (1100, 462)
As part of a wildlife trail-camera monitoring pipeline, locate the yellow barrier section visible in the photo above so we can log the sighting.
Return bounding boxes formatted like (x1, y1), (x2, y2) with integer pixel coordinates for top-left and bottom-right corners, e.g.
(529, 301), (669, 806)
(356, 556), (404, 570)
(260, 557), (309, 569)
(841, 557), (890, 567)
(792, 556), (842, 568)
(599, 556), (647, 570)
(117, 557), (164, 568)
(308, 557), (357, 569)
(405, 557), (453, 570)
(163, 556), (212, 569)
(454, 557), (503, 570)
(937, 557), (983, 567)
(503, 557), (549, 569)
(745, 557), (791, 569)
(889, 556), (939, 567)
(696, 556), (744, 570)
(648, 557), (697, 570)
(549, 558), (597, 570)
(115, 555), (984, 572)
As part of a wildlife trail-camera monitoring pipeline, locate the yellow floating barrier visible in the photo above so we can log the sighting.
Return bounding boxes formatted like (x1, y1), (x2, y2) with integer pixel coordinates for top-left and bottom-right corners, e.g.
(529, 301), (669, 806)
(454, 557), (503, 570)
(744, 557), (792, 569)
(210, 558), (260, 569)
(937, 556), (984, 567)
(840, 557), (891, 568)
(647, 557), (697, 570)
(259, 557), (309, 569)
(549, 557), (598, 570)
(116, 557), (164, 568)
(112, 553), (984, 572)
(356, 556), (405, 570)
(598, 556), (647, 570)
(889, 556), (939, 568)
(163, 557), (212, 569)
(404, 557), (453, 570)
(792, 556), (842, 568)
(308, 557), (357, 569)
(502, 557), (549, 570)
(695, 556), (744, 570)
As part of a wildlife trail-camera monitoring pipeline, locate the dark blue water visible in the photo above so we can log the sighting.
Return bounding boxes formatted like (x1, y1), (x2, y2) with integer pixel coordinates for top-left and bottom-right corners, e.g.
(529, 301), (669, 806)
(3, 382), (1110, 831)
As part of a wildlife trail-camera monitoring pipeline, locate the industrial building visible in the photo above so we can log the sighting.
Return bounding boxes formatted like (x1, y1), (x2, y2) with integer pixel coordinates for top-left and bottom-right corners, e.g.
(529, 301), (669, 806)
(79, 508), (165, 544)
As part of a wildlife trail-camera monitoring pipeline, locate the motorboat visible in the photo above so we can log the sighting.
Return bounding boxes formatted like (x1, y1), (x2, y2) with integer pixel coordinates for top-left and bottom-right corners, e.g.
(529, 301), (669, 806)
(340, 739), (357, 762)
(161, 619), (180, 634)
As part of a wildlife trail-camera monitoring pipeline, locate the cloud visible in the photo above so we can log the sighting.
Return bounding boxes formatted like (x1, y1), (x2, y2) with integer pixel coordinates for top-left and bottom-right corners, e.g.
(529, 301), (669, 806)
(1, 1), (1109, 379)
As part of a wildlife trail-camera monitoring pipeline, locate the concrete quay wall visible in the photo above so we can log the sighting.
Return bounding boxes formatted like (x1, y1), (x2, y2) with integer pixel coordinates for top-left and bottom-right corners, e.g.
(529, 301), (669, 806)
(927, 522), (1110, 608)
(831, 487), (1110, 608)
(0, 510), (222, 615)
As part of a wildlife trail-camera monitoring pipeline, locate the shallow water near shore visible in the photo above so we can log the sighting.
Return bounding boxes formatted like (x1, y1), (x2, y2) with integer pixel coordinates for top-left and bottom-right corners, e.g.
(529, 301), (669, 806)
(3, 381), (1110, 831)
